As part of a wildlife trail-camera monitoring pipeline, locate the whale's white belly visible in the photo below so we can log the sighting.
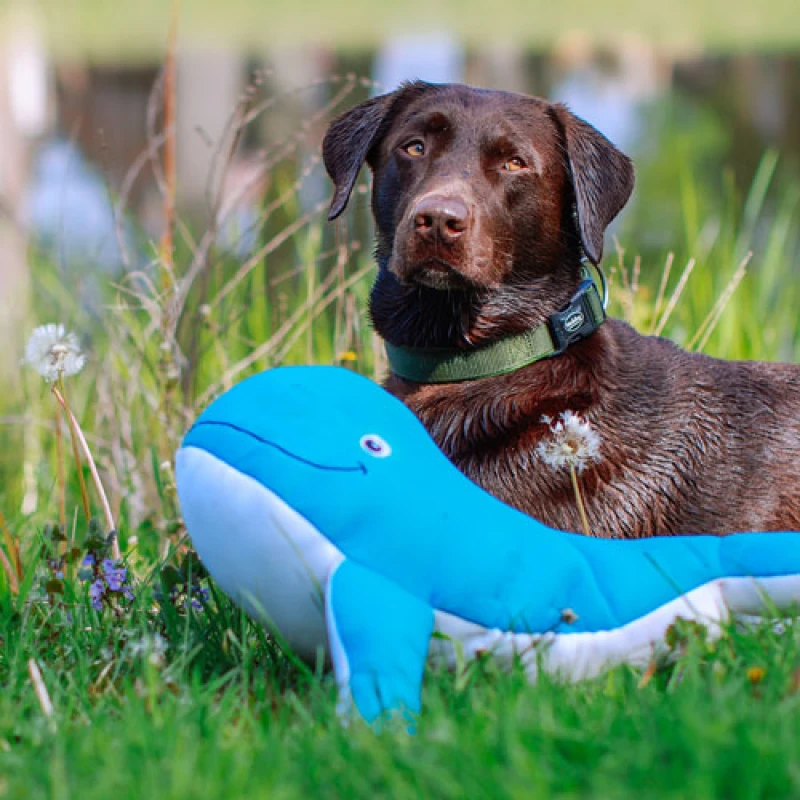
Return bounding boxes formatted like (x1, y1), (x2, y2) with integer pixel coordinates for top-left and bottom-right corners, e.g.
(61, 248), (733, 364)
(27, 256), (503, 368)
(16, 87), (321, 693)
(176, 446), (343, 662)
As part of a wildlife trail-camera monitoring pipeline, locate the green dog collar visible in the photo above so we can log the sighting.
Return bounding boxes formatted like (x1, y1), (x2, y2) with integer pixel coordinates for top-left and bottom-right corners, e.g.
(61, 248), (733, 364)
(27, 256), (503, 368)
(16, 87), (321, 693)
(386, 274), (606, 384)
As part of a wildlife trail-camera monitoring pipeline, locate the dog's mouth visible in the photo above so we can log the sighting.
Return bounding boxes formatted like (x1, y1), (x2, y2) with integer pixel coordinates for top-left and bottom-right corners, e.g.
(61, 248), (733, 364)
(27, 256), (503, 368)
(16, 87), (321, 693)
(403, 259), (474, 291)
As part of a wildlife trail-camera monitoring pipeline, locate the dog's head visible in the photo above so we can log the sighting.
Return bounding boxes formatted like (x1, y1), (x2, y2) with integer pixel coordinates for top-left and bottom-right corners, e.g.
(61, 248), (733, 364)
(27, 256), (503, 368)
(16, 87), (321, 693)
(323, 82), (634, 295)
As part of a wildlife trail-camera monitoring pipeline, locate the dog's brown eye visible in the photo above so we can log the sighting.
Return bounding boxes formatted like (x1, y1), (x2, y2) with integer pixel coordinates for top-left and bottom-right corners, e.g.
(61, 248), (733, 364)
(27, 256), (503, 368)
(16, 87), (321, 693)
(503, 156), (526, 172)
(403, 141), (425, 158)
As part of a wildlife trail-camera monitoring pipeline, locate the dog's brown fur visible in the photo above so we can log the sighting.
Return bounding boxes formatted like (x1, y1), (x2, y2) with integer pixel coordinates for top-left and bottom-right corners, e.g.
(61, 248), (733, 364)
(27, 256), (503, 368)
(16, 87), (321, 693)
(323, 81), (800, 538)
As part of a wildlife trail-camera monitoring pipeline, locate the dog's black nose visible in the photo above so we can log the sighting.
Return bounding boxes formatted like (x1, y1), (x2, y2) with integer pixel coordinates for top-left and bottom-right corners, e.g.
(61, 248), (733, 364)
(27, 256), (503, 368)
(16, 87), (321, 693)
(412, 195), (469, 243)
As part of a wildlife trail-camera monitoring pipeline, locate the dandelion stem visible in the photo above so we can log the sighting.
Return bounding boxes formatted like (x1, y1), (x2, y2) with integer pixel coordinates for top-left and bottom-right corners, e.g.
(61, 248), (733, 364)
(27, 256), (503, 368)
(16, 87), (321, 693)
(569, 466), (592, 537)
(54, 379), (92, 527)
(51, 386), (119, 560)
(53, 400), (66, 532)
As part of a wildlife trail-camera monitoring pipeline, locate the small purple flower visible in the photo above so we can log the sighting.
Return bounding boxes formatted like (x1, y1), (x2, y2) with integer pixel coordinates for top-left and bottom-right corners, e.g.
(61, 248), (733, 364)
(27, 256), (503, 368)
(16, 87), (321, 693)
(105, 566), (128, 593)
(123, 587), (134, 601)
(82, 553), (96, 567)
(189, 586), (209, 610)
(101, 558), (115, 575)
(89, 579), (105, 611)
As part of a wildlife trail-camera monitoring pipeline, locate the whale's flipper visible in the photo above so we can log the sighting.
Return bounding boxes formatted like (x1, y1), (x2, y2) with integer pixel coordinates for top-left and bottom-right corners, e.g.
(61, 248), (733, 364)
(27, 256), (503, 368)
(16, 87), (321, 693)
(326, 559), (434, 724)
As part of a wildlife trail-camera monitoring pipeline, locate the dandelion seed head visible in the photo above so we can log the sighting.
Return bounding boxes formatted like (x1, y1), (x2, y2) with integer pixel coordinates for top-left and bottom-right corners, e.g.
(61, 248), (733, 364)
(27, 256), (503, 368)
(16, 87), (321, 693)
(536, 410), (602, 474)
(24, 323), (86, 383)
(128, 633), (168, 662)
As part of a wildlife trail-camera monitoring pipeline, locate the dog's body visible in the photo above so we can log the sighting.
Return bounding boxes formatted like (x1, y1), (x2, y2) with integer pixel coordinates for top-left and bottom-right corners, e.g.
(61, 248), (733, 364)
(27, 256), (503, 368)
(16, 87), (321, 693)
(386, 324), (800, 538)
(323, 82), (800, 538)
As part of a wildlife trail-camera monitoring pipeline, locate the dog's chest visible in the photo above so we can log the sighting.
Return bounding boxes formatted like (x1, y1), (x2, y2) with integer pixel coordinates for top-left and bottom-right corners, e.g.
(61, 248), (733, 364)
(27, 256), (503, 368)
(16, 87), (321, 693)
(387, 374), (703, 539)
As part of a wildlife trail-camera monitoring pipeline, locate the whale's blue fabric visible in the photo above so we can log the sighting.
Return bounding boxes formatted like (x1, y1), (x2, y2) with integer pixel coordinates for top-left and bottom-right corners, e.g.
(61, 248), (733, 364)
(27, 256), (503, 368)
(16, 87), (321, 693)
(179, 366), (800, 721)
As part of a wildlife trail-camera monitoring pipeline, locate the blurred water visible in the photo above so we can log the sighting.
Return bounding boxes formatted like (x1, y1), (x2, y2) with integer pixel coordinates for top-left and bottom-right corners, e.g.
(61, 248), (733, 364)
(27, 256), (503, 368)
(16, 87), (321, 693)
(25, 138), (127, 271)
(4, 40), (800, 278)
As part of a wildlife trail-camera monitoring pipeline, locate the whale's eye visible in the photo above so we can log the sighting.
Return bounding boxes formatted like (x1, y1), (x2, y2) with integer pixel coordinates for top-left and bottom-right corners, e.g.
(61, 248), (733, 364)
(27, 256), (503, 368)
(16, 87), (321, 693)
(360, 434), (392, 458)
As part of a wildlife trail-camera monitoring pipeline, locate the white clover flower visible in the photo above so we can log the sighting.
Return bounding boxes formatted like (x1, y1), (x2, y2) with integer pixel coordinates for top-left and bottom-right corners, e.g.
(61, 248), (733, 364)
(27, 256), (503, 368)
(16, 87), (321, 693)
(536, 410), (602, 474)
(24, 323), (86, 383)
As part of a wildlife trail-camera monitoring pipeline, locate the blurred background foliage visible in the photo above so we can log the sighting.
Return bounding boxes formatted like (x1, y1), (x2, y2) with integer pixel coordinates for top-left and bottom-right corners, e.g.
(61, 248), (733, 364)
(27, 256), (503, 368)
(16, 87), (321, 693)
(0, 0), (798, 550)
(11, 0), (800, 59)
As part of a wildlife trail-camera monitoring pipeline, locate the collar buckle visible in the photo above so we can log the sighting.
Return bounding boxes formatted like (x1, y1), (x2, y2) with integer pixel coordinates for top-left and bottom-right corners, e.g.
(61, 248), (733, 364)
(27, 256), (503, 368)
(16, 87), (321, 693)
(548, 279), (604, 356)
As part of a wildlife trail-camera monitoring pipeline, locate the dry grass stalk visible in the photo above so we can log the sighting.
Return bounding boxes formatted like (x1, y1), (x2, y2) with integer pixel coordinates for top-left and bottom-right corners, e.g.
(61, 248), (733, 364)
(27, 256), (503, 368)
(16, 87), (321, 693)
(0, 507), (22, 583)
(612, 239), (629, 292)
(205, 199), (330, 311)
(104, 71), (373, 542)
(653, 257), (697, 336)
(637, 660), (658, 688)
(198, 258), (373, 405)
(688, 253), (751, 352)
(0, 545), (18, 594)
(153, 1), (182, 474)
(610, 240), (639, 323)
(158, 0), (180, 280)
(27, 658), (54, 719)
(0, 506), (19, 593)
(630, 255), (641, 313)
(648, 252), (675, 335)
(273, 259), (367, 366)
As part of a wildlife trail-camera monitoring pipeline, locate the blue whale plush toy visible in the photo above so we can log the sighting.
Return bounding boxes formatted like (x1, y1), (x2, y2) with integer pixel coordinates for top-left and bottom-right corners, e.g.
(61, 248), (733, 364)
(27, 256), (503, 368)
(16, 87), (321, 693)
(176, 366), (800, 723)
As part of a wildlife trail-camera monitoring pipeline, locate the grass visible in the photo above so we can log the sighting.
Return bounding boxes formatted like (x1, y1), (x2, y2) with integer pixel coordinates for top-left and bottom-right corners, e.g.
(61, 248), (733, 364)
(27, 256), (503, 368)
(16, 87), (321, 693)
(5, 571), (800, 798)
(2, 71), (800, 798)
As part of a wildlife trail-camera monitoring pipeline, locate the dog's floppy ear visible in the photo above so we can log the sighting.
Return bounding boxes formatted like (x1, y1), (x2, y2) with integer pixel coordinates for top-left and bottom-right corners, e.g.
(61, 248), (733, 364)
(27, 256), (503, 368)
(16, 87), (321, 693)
(323, 81), (434, 221)
(323, 93), (394, 220)
(551, 104), (635, 264)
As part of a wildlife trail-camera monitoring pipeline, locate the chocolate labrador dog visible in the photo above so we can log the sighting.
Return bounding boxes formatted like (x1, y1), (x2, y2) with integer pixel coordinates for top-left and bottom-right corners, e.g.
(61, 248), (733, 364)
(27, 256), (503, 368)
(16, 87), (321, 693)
(323, 81), (800, 538)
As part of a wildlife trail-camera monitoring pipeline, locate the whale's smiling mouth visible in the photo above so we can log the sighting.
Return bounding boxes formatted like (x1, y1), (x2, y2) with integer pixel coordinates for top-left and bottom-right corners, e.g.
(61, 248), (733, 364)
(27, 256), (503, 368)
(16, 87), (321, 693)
(191, 420), (367, 474)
